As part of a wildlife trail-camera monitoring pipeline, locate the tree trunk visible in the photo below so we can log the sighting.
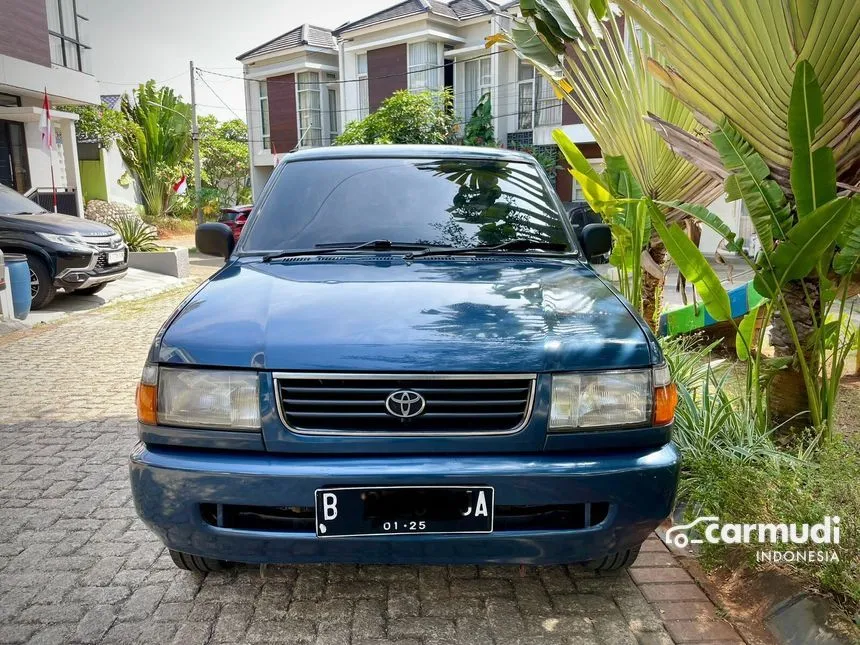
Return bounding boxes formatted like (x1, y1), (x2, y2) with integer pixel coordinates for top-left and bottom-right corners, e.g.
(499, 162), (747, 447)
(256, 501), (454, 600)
(768, 279), (819, 428)
(641, 241), (667, 332)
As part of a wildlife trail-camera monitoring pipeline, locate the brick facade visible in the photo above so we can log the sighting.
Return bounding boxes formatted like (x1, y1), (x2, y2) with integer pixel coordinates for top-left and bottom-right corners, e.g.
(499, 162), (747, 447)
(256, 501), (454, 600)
(0, 0), (51, 67)
(368, 44), (408, 112)
(267, 73), (298, 154)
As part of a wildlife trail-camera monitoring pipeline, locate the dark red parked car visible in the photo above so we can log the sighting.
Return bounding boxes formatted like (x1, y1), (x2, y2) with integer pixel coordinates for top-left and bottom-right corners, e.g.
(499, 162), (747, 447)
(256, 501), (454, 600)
(217, 205), (252, 243)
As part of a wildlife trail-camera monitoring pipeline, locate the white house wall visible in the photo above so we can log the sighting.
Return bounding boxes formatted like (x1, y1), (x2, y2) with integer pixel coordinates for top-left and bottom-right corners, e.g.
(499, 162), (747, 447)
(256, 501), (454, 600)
(0, 53), (99, 106)
(22, 117), (84, 216)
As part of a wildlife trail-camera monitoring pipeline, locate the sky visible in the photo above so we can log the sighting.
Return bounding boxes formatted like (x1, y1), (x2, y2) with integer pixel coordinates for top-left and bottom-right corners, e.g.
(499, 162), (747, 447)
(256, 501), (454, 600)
(89, 0), (395, 122)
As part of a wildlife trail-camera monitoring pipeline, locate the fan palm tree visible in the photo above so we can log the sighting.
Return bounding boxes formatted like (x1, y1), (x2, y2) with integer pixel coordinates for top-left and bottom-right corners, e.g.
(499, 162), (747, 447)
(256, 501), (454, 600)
(495, 3), (722, 328)
(610, 0), (860, 427)
(117, 81), (192, 220)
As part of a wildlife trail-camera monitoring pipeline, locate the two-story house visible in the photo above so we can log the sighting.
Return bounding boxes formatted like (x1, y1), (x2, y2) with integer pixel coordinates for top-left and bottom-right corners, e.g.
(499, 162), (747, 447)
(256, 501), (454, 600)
(238, 0), (601, 202)
(0, 0), (99, 216)
(237, 25), (341, 196)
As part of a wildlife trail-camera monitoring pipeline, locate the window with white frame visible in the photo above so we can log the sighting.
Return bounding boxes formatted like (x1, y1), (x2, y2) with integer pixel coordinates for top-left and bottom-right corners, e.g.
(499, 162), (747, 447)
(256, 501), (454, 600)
(517, 61), (534, 130)
(357, 54), (369, 118)
(259, 81), (270, 150)
(296, 71), (322, 148)
(408, 42), (442, 92)
(535, 74), (562, 126)
(517, 61), (562, 130)
(463, 57), (492, 121)
(46, 0), (91, 73)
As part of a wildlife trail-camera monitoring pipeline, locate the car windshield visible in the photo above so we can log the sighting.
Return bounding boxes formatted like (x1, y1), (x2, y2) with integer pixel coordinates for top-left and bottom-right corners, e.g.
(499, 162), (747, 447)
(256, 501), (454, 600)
(0, 184), (45, 215)
(238, 157), (575, 254)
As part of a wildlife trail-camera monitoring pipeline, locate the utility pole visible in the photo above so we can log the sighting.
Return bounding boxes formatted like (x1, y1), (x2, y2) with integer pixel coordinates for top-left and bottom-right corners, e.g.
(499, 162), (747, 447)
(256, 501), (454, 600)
(189, 60), (202, 225)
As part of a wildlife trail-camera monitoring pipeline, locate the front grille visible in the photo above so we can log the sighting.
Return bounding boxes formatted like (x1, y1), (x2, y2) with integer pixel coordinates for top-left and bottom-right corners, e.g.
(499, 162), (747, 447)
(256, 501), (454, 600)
(95, 252), (107, 270)
(83, 234), (122, 249)
(275, 373), (535, 435)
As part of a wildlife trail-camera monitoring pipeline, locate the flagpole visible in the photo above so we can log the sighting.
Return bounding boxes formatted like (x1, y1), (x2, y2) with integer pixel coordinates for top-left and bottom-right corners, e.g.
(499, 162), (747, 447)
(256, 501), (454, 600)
(49, 145), (58, 213)
(42, 87), (58, 212)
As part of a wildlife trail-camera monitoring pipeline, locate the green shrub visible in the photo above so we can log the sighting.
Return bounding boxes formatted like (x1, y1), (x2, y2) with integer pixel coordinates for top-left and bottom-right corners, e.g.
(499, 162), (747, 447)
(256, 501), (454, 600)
(107, 215), (158, 252)
(683, 437), (860, 612)
(462, 93), (496, 147)
(335, 89), (455, 145)
(660, 337), (800, 477)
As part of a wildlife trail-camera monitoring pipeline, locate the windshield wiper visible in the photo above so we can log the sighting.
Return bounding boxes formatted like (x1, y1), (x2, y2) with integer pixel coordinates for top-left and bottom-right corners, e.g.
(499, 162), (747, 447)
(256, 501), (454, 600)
(262, 240), (433, 262)
(405, 239), (572, 259)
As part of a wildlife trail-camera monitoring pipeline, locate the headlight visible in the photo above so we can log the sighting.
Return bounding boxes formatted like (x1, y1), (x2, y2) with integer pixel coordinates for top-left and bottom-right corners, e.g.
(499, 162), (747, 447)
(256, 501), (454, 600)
(550, 365), (676, 431)
(36, 232), (94, 251)
(137, 365), (260, 430)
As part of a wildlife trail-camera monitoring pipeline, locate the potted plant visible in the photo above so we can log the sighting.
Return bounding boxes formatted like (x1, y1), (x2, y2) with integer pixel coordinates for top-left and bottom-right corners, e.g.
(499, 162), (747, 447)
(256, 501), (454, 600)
(109, 215), (189, 278)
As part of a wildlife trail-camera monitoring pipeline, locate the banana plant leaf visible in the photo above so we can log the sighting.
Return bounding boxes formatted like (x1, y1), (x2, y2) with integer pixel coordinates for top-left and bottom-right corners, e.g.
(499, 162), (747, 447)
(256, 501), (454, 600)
(553, 130), (606, 189)
(519, 0), (581, 42)
(656, 201), (745, 254)
(754, 197), (852, 295)
(647, 200), (732, 322)
(604, 156), (645, 200)
(736, 306), (760, 361)
(834, 196), (860, 275)
(570, 168), (616, 217)
(711, 117), (792, 253)
(788, 60), (837, 217)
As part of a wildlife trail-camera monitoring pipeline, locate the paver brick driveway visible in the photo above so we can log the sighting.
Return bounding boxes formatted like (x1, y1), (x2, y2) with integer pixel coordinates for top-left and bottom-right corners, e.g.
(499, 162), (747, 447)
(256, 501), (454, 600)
(0, 285), (740, 645)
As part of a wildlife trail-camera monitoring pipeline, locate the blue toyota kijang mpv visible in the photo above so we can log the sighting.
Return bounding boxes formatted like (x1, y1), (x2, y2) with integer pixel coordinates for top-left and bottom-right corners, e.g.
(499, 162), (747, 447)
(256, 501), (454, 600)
(130, 145), (680, 573)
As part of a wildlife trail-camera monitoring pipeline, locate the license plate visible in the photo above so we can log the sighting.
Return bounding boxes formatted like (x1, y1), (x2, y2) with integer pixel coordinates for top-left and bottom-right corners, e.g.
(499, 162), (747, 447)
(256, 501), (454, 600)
(107, 250), (124, 264)
(315, 486), (494, 538)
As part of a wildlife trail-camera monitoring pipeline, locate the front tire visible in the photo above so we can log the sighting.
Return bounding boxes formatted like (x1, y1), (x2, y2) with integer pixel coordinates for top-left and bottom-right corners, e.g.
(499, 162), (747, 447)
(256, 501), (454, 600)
(580, 545), (641, 572)
(26, 254), (57, 310)
(71, 282), (108, 296)
(168, 549), (231, 573)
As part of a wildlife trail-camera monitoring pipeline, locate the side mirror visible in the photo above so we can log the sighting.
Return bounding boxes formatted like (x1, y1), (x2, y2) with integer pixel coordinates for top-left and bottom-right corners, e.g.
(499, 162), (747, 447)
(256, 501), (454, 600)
(196, 222), (236, 260)
(581, 223), (612, 261)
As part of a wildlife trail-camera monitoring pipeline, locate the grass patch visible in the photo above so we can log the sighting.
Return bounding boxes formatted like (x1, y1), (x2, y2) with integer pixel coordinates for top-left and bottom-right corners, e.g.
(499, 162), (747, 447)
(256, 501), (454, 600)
(683, 437), (860, 613)
(148, 217), (197, 237)
(661, 336), (860, 615)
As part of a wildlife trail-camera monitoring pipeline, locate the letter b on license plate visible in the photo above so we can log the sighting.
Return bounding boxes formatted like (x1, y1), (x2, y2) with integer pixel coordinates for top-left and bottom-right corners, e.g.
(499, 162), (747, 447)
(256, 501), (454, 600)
(314, 486), (494, 538)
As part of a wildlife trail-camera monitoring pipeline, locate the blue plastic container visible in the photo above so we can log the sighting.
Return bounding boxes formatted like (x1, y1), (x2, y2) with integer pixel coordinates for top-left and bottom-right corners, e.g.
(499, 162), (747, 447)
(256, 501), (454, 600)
(5, 254), (32, 320)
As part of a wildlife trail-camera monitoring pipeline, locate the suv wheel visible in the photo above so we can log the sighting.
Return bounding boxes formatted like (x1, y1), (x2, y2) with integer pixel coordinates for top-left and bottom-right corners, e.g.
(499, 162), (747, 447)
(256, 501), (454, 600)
(26, 254), (57, 310)
(580, 545), (641, 572)
(72, 283), (108, 296)
(168, 549), (231, 573)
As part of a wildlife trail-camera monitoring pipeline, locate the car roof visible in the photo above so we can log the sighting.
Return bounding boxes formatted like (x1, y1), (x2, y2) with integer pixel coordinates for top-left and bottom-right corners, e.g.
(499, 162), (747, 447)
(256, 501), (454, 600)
(282, 145), (537, 164)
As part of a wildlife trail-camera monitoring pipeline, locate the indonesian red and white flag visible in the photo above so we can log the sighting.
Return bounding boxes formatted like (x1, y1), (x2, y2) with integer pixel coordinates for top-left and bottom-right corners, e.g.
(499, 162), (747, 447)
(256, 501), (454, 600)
(39, 90), (53, 153)
(172, 175), (188, 195)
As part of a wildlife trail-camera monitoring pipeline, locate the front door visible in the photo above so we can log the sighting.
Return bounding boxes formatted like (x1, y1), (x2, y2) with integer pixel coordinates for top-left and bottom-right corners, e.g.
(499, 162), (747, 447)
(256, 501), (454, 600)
(0, 120), (31, 193)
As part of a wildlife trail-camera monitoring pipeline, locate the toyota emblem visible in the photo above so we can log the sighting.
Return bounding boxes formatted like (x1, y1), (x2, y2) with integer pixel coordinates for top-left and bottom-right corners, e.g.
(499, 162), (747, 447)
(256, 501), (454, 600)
(385, 390), (426, 418)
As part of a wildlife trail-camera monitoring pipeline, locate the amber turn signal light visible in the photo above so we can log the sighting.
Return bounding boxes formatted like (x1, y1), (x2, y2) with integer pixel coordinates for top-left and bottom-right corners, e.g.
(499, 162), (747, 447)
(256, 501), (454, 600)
(136, 363), (159, 425)
(653, 383), (678, 426)
(136, 382), (158, 425)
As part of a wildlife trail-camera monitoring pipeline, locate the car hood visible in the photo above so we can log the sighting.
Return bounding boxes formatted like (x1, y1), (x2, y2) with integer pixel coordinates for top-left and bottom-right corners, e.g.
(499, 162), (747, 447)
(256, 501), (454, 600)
(0, 213), (116, 235)
(157, 257), (654, 372)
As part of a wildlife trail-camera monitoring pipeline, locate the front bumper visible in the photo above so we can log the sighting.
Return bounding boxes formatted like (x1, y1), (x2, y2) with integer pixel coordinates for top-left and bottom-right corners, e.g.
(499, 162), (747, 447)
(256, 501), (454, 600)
(56, 265), (127, 290)
(129, 442), (680, 565)
(54, 247), (128, 290)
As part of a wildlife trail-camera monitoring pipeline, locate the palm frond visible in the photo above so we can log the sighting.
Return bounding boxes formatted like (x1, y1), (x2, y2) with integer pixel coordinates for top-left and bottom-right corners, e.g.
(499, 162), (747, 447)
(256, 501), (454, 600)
(504, 5), (721, 206)
(616, 0), (860, 186)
